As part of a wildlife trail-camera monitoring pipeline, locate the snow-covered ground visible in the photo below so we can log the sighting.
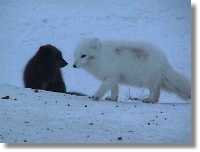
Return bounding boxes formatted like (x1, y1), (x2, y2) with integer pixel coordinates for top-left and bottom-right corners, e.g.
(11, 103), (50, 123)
(0, 0), (192, 144)
(0, 85), (192, 144)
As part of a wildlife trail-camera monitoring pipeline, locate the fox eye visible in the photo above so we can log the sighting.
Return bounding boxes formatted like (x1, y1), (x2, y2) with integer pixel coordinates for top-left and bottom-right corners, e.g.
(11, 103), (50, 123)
(58, 53), (62, 58)
(81, 54), (87, 58)
(56, 51), (62, 58)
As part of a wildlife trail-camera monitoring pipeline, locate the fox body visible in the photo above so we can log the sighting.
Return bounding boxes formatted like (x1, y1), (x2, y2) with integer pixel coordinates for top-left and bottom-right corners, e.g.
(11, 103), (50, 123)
(73, 38), (191, 103)
(24, 44), (68, 93)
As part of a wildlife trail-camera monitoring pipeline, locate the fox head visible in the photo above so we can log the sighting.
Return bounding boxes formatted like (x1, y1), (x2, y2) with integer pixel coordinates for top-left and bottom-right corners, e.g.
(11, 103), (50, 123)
(36, 44), (68, 68)
(73, 38), (101, 68)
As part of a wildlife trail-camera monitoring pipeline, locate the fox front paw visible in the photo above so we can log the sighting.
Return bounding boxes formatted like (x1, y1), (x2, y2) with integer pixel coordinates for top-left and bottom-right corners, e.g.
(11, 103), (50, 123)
(89, 96), (100, 101)
(142, 98), (158, 104)
(128, 97), (140, 101)
(105, 97), (118, 102)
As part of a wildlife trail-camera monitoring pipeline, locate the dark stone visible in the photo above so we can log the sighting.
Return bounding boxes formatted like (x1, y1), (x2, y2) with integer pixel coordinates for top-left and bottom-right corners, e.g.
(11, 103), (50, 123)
(1, 96), (10, 99)
(89, 122), (94, 126)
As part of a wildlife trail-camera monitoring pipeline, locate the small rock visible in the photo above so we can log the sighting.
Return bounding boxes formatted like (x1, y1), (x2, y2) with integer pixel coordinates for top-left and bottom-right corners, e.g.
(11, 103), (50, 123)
(147, 122), (151, 125)
(24, 121), (30, 124)
(23, 140), (28, 143)
(100, 112), (104, 115)
(115, 105), (119, 108)
(164, 118), (167, 120)
(155, 115), (158, 118)
(42, 18), (48, 23)
(1, 96), (10, 99)
(84, 105), (87, 108)
(117, 137), (122, 140)
(67, 104), (70, 107)
(89, 122), (94, 126)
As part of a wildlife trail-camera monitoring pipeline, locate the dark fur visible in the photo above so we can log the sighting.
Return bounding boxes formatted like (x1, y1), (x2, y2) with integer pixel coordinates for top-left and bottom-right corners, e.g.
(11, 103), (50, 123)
(23, 44), (68, 93)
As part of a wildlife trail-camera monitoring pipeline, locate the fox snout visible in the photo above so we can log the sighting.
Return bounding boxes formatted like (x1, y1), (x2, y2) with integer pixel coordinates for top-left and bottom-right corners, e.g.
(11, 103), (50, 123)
(73, 60), (80, 68)
(60, 59), (68, 68)
(73, 64), (77, 68)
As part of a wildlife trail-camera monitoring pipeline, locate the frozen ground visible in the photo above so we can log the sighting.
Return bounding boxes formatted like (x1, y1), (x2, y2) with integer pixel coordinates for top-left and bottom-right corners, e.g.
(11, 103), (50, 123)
(0, 0), (192, 144)
(0, 85), (192, 144)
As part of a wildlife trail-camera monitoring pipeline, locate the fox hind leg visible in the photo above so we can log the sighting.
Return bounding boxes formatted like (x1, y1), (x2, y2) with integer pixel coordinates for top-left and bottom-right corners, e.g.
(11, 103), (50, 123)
(111, 84), (119, 101)
(143, 81), (161, 103)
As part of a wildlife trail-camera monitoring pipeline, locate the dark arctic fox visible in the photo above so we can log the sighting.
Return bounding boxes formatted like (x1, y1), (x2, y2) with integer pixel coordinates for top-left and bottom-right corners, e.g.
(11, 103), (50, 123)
(23, 44), (86, 96)
(23, 44), (68, 93)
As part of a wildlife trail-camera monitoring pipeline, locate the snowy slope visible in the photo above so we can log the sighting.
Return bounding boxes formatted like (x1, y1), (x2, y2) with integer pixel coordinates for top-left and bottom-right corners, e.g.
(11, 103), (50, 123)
(0, 85), (192, 144)
(0, 0), (192, 144)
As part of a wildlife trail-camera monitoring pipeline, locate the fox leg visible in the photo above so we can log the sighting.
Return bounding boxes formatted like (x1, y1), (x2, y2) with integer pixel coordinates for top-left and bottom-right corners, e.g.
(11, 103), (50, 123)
(105, 84), (119, 101)
(143, 81), (161, 103)
(92, 78), (118, 101)
(111, 84), (119, 101)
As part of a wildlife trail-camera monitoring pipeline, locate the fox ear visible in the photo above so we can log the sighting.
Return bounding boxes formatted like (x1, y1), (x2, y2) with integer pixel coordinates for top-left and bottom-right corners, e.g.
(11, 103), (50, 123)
(89, 38), (101, 50)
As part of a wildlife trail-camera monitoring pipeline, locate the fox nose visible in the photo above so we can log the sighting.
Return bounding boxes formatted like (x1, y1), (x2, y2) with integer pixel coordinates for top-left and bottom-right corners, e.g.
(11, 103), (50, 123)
(73, 64), (77, 68)
(60, 60), (68, 68)
(63, 61), (68, 66)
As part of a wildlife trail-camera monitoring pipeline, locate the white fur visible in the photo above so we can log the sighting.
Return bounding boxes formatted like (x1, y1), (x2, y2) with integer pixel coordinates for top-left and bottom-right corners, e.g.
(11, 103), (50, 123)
(73, 38), (191, 103)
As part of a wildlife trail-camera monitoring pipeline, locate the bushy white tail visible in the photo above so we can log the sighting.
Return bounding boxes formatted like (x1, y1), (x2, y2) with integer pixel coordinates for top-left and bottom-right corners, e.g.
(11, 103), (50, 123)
(162, 66), (191, 100)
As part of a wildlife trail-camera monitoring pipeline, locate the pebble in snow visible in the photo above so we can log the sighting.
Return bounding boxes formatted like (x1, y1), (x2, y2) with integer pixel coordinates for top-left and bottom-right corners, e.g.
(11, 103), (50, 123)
(89, 122), (94, 126)
(1, 96), (10, 99)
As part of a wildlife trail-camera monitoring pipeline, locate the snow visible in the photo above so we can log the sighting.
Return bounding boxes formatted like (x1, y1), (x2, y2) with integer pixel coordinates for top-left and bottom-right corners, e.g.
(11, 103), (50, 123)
(0, 0), (192, 144)
(0, 85), (192, 144)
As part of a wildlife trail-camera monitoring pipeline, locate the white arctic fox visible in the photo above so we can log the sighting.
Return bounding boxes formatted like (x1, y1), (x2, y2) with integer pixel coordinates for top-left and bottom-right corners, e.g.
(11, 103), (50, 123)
(73, 38), (191, 103)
